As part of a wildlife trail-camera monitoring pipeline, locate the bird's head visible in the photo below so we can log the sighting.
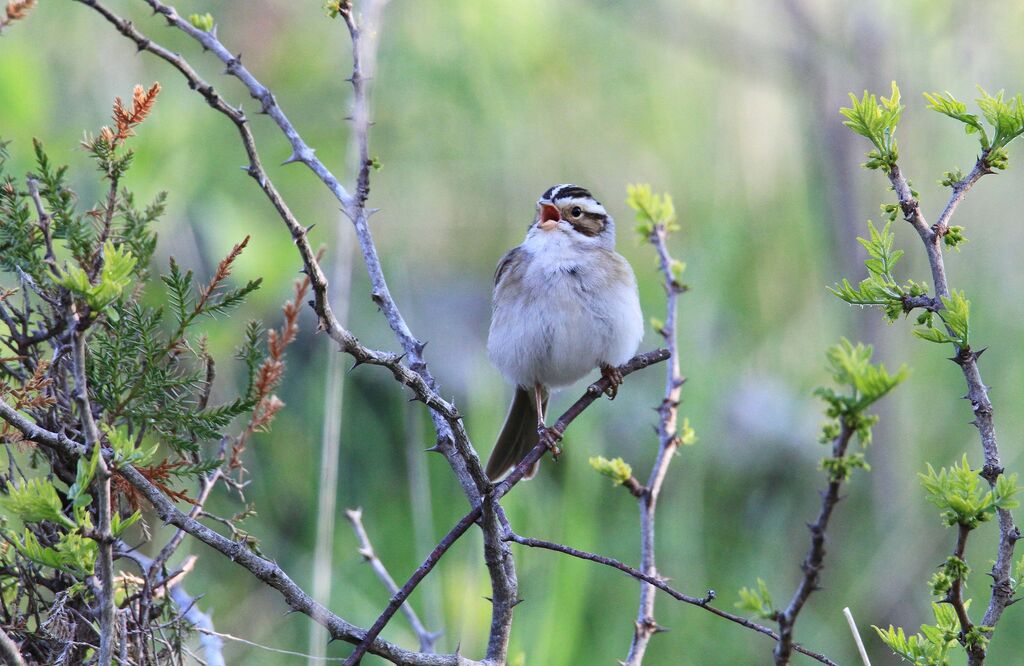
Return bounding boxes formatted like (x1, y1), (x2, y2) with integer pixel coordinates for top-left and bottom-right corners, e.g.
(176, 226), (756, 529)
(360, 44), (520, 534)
(530, 183), (614, 247)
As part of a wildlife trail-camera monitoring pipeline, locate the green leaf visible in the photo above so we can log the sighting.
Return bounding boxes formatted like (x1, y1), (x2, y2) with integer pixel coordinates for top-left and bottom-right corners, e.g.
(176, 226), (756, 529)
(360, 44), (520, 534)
(66, 443), (100, 509)
(0, 479), (74, 528)
(840, 82), (903, 171)
(188, 12), (214, 32)
(626, 183), (678, 237)
(924, 91), (989, 148)
(736, 578), (775, 620)
(588, 456), (633, 486)
(919, 454), (1009, 528)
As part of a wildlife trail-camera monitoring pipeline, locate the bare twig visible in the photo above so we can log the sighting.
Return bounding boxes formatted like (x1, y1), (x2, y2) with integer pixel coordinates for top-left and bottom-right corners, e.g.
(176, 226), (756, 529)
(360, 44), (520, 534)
(504, 532), (837, 666)
(70, 324), (115, 666)
(624, 219), (687, 665)
(345, 508), (441, 653)
(342, 349), (671, 665)
(949, 524), (974, 655)
(118, 547), (225, 666)
(773, 422), (856, 664)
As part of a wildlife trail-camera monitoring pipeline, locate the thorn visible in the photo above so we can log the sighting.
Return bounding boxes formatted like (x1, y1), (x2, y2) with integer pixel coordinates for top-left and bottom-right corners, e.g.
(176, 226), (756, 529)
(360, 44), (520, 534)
(424, 443), (444, 454)
(281, 152), (304, 166)
(304, 223), (316, 235)
(975, 347), (988, 359)
(366, 207), (382, 218)
(413, 340), (428, 355)
(483, 596), (492, 604)
(652, 623), (670, 634)
(511, 597), (526, 608)
(349, 359), (364, 372)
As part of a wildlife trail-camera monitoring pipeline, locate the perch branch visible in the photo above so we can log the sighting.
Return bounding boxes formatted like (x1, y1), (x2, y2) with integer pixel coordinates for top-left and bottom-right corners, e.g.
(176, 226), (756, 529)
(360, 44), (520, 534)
(343, 349), (670, 665)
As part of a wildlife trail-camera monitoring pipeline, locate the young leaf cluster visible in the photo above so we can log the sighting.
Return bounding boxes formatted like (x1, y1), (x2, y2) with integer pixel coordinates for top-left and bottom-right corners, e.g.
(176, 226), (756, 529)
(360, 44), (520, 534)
(829, 220), (927, 322)
(874, 603), (962, 666)
(626, 183), (679, 237)
(815, 338), (907, 446)
(588, 455), (634, 487)
(925, 88), (1024, 170)
(840, 82), (904, 172)
(919, 455), (1020, 529)
(912, 291), (970, 348)
(735, 578), (775, 621)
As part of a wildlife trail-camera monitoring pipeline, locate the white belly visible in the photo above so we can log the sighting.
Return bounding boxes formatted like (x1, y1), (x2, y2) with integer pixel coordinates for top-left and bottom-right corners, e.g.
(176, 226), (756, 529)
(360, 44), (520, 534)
(488, 245), (643, 389)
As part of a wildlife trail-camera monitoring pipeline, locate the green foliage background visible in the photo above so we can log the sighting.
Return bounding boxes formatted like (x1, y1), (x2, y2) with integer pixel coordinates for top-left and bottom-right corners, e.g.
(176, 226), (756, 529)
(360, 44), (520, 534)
(3, 1), (1024, 663)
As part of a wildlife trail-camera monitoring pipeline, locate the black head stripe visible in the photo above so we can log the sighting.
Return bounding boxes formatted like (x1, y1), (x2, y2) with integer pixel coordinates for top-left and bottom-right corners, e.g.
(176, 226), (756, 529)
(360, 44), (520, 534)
(540, 184), (596, 203)
(553, 186), (593, 202)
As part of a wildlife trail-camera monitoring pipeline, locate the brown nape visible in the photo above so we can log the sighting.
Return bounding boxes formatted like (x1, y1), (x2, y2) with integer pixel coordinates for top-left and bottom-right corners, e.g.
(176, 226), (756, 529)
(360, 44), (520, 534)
(570, 213), (606, 237)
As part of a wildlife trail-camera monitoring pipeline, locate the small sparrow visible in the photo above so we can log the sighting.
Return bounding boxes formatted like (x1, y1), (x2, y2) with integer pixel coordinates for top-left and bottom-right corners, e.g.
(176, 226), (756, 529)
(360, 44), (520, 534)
(486, 184), (644, 480)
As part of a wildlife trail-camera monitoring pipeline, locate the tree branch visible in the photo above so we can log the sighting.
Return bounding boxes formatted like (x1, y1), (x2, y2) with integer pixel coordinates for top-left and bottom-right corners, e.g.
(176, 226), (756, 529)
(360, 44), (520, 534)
(624, 220), (686, 665)
(345, 508), (441, 653)
(342, 349), (670, 665)
(117, 547), (226, 666)
(70, 323), (115, 666)
(773, 422), (856, 664)
(0, 399), (479, 666)
(132, 0), (494, 501)
(504, 532), (838, 666)
(883, 157), (1020, 660)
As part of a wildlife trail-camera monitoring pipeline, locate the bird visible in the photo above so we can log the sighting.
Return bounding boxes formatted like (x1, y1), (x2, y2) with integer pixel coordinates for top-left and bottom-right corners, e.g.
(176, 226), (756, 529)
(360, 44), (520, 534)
(486, 184), (644, 480)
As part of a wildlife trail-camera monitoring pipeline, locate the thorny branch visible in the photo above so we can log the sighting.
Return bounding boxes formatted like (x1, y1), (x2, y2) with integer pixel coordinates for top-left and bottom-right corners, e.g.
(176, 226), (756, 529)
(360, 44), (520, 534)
(504, 533), (837, 666)
(885, 156), (1020, 663)
(68, 0), (528, 661)
(772, 422), (856, 664)
(0, 399), (481, 666)
(623, 213), (687, 665)
(342, 349), (670, 665)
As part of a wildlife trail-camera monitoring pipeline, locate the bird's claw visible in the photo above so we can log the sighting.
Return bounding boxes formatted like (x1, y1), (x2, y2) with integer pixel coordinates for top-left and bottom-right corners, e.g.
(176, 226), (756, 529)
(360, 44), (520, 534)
(538, 425), (563, 460)
(601, 364), (624, 400)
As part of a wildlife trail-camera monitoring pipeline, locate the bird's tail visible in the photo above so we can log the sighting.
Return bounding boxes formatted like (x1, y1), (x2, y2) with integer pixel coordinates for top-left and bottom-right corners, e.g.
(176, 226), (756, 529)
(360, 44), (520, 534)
(487, 386), (548, 481)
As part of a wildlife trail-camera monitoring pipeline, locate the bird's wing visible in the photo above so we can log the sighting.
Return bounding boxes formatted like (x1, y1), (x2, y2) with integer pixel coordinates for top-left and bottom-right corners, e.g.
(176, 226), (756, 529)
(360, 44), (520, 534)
(493, 246), (524, 286)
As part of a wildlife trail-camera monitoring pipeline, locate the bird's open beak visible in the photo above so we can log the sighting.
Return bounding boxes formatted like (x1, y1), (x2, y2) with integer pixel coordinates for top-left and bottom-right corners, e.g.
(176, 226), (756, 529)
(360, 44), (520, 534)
(538, 202), (560, 231)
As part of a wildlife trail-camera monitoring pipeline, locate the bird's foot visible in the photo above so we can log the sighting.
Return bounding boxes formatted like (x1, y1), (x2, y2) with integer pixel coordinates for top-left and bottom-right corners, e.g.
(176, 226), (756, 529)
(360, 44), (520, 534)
(600, 364), (624, 400)
(538, 425), (564, 460)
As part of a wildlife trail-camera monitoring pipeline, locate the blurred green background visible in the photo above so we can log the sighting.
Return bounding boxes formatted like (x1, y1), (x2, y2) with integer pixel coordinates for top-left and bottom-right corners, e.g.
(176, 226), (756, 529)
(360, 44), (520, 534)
(3, 0), (1024, 663)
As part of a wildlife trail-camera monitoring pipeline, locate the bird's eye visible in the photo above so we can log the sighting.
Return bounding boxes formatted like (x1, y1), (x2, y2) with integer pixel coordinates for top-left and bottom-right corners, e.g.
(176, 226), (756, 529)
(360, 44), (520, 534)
(570, 206), (583, 218)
